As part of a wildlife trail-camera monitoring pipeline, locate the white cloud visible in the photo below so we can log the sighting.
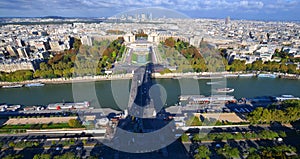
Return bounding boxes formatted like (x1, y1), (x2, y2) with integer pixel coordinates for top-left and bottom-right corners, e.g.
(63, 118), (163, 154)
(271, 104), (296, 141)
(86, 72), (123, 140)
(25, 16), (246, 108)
(0, 0), (299, 18)
(265, 0), (299, 9)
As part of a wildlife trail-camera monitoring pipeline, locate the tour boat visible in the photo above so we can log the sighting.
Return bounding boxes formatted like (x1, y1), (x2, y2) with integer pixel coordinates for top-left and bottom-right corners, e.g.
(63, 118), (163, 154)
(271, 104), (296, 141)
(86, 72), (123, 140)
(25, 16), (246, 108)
(257, 74), (277, 78)
(216, 88), (235, 93)
(239, 74), (255, 78)
(2, 84), (23, 88)
(24, 83), (45, 87)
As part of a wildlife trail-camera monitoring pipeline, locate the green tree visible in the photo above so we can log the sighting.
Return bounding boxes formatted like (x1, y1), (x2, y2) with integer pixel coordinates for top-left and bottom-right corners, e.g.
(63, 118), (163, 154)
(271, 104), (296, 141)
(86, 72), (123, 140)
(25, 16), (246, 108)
(33, 154), (51, 159)
(259, 145), (296, 159)
(181, 133), (189, 142)
(54, 152), (80, 159)
(252, 60), (263, 71)
(248, 100), (300, 124)
(40, 62), (49, 71)
(2, 154), (23, 159)
(247, 107), (264, 124)
(68, 119), (82, 128)
(193, 134), (202, 142)
(287, 64), (297, 74)
(194, 145), (211, 159)
(258, 130), (279, 139)
(73, 38), (82, 51)
(261, 109), (272, 123)
(229, 60), (246, 72)
(278, 131), (287, 138)
(8, 141), (15, 147)
(82, 139), (87, 145)
(280, 64), (288, 73)
(186, 116), (202, 126)
(217, 144), (240, 159)
(159, 68), (172, 75)
(246, 153), (261, 159)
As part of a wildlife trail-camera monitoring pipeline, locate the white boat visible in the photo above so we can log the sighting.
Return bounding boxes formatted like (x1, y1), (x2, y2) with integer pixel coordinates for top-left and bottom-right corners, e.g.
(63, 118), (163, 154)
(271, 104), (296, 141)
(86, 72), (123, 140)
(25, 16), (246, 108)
(206, 81), (222, 85)
(25, 83), (45, 87)
(239, 74), (254, 78)
(48, 101), (90, 110)
(216, 88), (234, 93)
(276, 95), (300, 101)
(2, 84), (23, 88)
(257, 74), (277, 78)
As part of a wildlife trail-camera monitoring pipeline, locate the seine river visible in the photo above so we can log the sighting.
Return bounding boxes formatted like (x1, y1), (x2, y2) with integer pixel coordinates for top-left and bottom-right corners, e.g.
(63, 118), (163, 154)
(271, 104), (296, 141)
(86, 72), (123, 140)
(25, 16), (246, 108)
(0, 78), (300, 110)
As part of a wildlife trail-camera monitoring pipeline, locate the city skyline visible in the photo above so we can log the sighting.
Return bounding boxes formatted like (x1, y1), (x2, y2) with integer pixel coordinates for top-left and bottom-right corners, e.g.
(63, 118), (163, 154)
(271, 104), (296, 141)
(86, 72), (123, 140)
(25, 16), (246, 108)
(0, 1), (300, 158)
(0, 0), (300, 21)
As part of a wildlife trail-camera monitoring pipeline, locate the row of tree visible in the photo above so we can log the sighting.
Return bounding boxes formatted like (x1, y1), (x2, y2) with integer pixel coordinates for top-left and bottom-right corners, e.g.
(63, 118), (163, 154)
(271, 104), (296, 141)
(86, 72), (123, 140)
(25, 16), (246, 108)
(247, 145), (296, 159)
(181, 130), (285, 143)
(33, 152), (80, 159)
(227, 59), (300, 74)
(247, 100), (300, 124)
(194, 144), (296, 159)
(191, 130), (283, 142)
(0, 70), (33, 82)
(194, 144), (239, 159)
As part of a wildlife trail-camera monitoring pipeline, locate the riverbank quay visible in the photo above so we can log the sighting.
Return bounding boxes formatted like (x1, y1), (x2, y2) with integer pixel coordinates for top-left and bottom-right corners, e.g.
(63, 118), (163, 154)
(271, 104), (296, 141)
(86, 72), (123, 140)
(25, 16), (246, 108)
(0, 71), (299, 86)
(152, 71), (300, 79)
(0, 73), (133, 86)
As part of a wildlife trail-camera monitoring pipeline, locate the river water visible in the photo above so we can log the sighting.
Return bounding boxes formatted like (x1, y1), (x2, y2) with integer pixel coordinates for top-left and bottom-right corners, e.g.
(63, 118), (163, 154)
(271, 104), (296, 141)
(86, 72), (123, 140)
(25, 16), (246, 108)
(0, 78), (299, 110)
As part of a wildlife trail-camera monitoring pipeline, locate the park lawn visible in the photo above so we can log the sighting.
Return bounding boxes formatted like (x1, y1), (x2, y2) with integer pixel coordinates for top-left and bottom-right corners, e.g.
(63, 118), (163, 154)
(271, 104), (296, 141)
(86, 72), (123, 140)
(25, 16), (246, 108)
(131, 53), (137, 62)
(0, 123), (73, 130)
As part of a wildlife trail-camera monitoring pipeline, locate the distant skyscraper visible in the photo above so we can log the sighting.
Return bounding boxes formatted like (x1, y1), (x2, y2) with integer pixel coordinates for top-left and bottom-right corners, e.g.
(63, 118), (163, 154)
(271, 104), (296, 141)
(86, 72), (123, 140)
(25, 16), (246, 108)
(141, 13), (146, 21)
(225, 16), (230, 25)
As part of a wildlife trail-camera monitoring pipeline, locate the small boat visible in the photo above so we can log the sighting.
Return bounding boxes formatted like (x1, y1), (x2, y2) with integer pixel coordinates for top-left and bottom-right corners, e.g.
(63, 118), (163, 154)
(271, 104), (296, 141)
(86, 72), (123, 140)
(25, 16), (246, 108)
(206, 81), (222, 85)
(257, 74), (277, 78)
(25, 83), (45, 87)
(2, 84), (23, 88)
(216, 88), (234, 93)
(239, 74), (254, 78)
(276, 95), (300, 101)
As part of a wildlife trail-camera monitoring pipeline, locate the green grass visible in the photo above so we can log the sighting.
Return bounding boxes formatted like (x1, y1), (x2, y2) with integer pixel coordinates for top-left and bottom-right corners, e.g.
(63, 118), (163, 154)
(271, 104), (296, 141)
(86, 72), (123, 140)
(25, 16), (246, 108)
(0, 129), (26, 134)
(147, 53), (151, 61)
(0, 122), (85, 134)
(131, 52), (151, 64)
(131, 53), (137, 62)
(0, 123), (75, 130)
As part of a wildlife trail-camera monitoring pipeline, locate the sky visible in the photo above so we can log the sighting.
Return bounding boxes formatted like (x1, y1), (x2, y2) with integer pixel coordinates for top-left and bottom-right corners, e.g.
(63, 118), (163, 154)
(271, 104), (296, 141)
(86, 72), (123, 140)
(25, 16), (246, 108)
(0, 0), (300, 21)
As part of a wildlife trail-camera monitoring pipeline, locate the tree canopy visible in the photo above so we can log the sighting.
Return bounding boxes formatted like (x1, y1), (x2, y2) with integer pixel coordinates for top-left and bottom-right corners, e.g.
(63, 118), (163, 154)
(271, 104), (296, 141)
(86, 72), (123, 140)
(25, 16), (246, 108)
(216, 144), (240, 159)
(194, 145), (211, 159)
(68, 119), (82, 128)
(247, 100), (300, 124)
